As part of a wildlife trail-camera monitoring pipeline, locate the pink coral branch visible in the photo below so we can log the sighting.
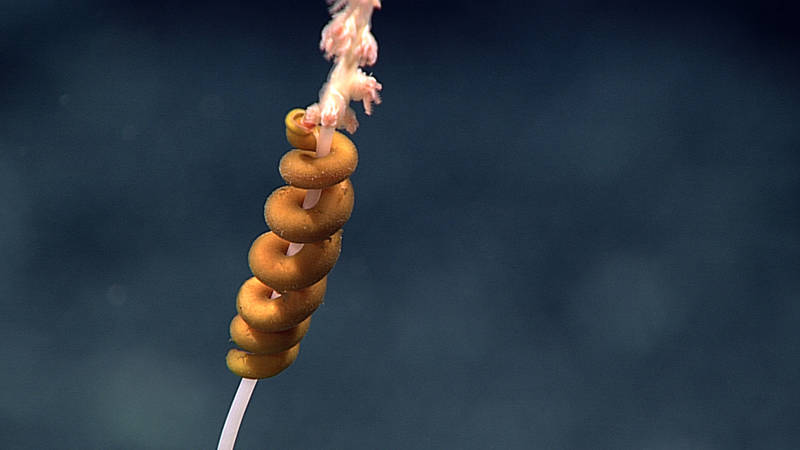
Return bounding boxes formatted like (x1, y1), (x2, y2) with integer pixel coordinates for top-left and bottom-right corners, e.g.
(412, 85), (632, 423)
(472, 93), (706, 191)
(352, 69), (382, 115)
(305, 0), (382, 134)
(356, 26), (378, 66)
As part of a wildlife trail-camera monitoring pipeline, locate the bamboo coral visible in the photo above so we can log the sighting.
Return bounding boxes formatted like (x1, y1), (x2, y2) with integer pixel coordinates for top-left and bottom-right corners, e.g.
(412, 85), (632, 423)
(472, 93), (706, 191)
(302, 0), (382, 133)
(218, 1), (382, 448)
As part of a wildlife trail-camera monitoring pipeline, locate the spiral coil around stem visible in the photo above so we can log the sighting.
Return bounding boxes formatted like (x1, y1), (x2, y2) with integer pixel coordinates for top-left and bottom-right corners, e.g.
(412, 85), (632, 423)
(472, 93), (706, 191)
(226, 109), (358, 379)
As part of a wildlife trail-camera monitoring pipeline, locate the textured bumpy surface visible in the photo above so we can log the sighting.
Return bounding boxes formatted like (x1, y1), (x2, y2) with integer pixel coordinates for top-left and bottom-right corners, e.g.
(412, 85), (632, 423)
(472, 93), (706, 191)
(226, 109), (358, 379)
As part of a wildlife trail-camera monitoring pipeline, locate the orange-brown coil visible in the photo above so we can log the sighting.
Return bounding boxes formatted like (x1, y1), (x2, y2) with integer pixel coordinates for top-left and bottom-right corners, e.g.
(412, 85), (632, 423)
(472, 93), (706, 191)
(226, 108), (358, 379)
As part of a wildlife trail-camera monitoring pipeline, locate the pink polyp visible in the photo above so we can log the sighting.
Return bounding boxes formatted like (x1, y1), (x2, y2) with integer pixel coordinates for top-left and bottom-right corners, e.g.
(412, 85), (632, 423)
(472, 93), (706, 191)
(302, 104), (321, 128)
(350, 69), (381, 115)
(355, 28), (377, 66)
(306, 0), (381, 130)
(342, 108), (359, 134)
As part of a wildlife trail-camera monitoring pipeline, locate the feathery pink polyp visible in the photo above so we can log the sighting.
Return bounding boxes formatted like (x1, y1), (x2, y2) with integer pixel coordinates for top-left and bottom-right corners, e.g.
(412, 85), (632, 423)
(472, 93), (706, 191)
(304, 0), (382, 132)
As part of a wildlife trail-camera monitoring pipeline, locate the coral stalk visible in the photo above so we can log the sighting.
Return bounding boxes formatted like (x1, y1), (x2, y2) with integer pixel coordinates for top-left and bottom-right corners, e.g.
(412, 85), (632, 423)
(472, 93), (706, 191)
(217, 378), (256, 450)
(218, 1), (381, 448)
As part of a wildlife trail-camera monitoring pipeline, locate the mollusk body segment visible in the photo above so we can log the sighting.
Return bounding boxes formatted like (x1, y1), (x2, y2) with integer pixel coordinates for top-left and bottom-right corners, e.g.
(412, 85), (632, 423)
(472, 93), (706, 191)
(226, 109), (358, 379)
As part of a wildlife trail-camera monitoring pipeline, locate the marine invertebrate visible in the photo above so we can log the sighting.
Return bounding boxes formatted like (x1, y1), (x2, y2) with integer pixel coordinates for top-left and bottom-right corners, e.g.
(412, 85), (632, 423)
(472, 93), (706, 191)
(218, 1), (381, 448)
(225, 115), (356, 379)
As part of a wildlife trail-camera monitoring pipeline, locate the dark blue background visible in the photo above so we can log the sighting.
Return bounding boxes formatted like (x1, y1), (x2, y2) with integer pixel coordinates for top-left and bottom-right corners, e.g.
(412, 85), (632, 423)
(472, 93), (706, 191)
(1, 1), (798, 448)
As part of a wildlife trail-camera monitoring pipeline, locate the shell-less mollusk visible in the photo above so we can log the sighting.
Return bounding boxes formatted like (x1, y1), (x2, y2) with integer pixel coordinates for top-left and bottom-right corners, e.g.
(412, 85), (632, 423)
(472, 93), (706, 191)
(226, 345), (300, 380)
(279, 131), (358, 189)
(229, 314), (311, 355)
(265, 178), (354, 243)
(236, 276), (327, 332)
(227, 108), (356, 380)
(248, 230), (342, 294)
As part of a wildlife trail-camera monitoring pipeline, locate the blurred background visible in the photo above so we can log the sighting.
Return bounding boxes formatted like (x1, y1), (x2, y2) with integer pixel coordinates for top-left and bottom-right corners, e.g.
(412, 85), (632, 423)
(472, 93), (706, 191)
(1, 0), (798, 448)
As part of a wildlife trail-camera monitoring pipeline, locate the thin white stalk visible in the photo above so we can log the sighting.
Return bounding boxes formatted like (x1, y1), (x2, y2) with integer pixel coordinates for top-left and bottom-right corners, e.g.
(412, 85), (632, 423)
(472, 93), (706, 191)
(217, 378), (257, 450)
(217, 125), (335, 450)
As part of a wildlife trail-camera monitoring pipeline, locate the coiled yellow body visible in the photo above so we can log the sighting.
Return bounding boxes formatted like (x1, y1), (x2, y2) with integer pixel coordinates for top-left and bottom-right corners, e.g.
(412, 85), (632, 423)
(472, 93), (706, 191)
(226, 109), (358, 379)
